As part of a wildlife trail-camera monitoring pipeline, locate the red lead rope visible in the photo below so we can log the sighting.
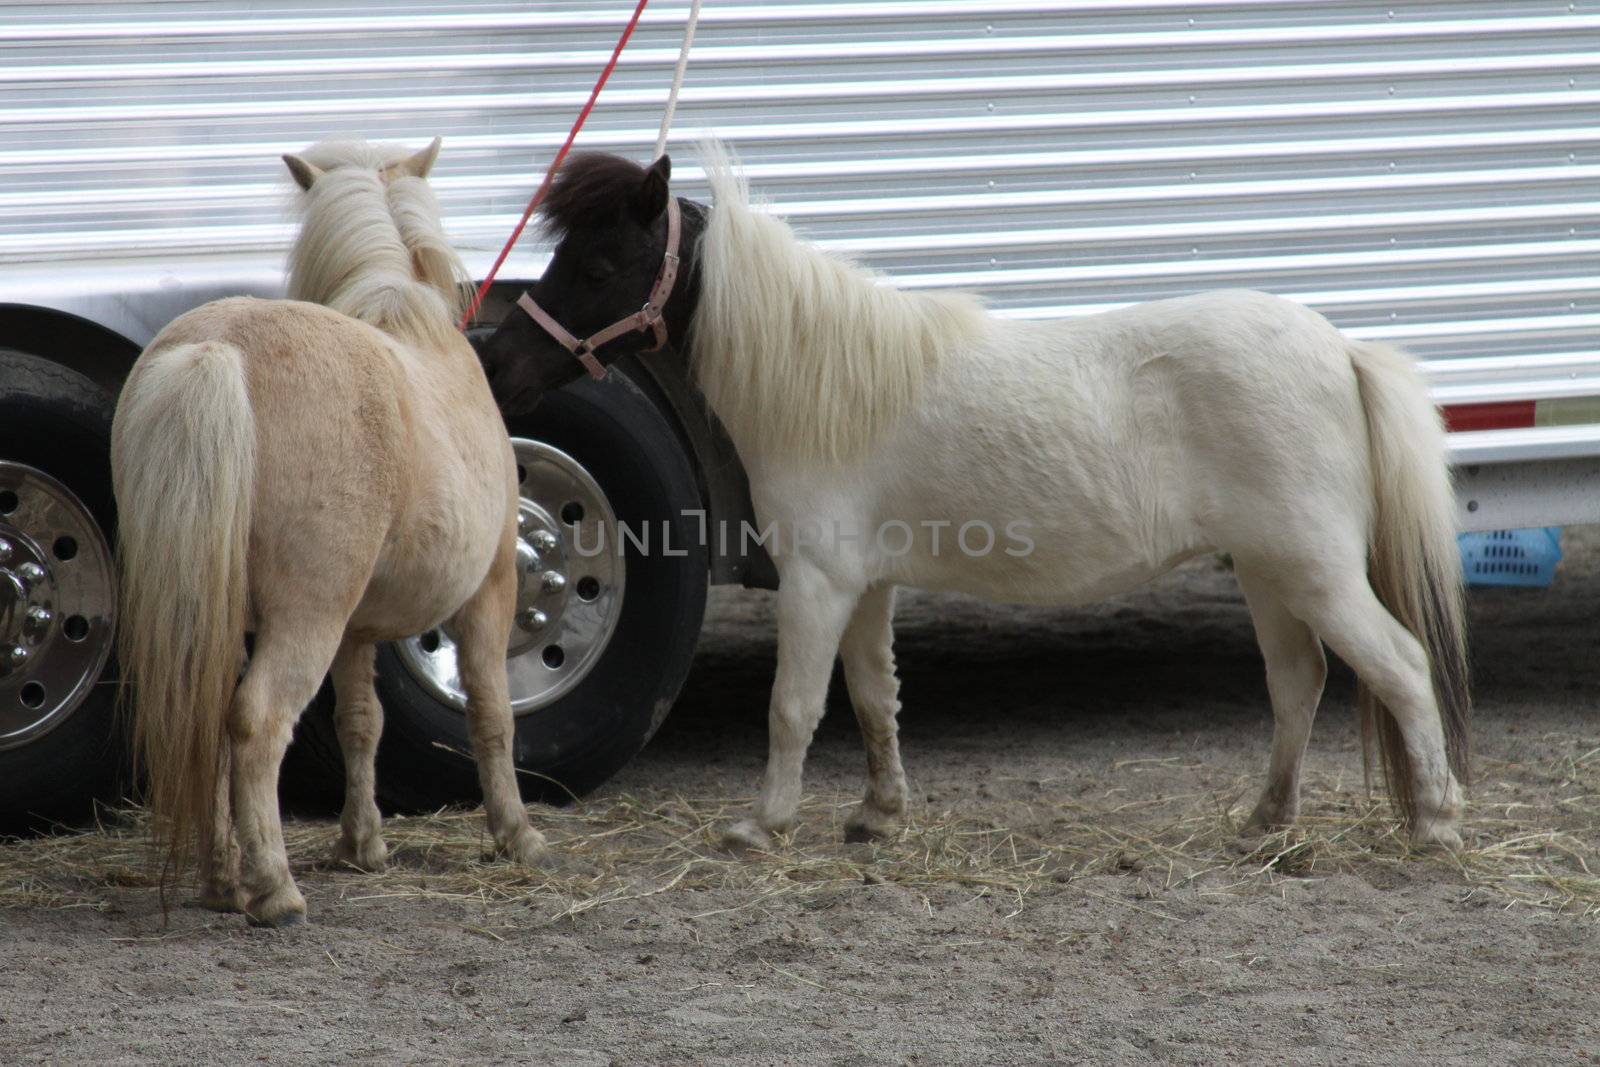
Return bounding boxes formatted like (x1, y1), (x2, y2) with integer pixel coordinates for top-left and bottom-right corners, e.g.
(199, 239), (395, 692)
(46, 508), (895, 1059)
(459, 0), (653, 329)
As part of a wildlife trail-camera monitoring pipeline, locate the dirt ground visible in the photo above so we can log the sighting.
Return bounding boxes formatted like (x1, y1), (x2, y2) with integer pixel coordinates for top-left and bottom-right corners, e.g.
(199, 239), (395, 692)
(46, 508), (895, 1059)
(4, 529), (1599, 1066)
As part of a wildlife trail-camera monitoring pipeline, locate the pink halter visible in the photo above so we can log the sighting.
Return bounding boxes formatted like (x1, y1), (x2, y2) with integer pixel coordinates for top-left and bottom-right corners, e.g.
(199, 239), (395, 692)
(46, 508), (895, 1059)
(515, 194), (682, 380)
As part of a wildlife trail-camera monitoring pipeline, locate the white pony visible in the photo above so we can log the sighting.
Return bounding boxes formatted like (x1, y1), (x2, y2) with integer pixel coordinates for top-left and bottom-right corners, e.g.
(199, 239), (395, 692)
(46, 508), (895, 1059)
(482, 145), (1470, 852)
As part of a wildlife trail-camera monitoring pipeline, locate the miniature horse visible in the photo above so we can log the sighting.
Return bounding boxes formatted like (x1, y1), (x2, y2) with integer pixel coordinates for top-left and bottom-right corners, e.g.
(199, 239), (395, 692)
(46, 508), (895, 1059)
(113, 138), (544, 926)
(479, 144), (1470, 852)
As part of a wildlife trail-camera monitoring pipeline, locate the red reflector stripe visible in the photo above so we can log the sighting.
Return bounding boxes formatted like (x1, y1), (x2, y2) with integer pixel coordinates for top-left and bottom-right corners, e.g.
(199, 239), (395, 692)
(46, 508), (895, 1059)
(1441, 400), (1537, 433)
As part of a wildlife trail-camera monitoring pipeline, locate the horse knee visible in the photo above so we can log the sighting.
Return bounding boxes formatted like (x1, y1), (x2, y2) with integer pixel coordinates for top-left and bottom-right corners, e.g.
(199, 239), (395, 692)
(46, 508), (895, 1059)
(227, 698), (293, 753)
(231, 637), (337, 747)
(769, 699), (824, 750)
(334, 699), (382, 746)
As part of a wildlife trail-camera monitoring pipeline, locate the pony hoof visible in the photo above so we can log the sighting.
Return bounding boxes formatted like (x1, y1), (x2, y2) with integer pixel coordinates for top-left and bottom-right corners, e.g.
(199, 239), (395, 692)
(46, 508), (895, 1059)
(333, 837), (389, 873)
(244, 886), (307, 928)
(843, 810), (900, 844)
(500, 828), (548, 867)
(721, 820), (774, 853)
(1243, 808), (1297, 835)
(1412, 823), (1464, 853)
(190, 887), (245, 914)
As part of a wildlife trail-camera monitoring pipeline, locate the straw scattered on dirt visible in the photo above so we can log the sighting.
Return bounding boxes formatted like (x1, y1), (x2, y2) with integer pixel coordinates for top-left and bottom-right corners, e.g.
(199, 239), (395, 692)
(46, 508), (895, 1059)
(6, 747), (1595, 925)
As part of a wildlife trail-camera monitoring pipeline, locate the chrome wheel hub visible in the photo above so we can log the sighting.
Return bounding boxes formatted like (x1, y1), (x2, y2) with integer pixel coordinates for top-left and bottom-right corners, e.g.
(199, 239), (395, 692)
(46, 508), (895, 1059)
(0, 462), (116, 751)
(396, 438), (624, 715)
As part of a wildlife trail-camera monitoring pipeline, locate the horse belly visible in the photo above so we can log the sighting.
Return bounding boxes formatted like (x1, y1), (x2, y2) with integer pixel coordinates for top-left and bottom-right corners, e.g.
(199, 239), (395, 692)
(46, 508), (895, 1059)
(875, 501), (1208, 607)
(347, 454), (513, 642)
(858, 419), (1206, 605)
(346, 539), (495, 641)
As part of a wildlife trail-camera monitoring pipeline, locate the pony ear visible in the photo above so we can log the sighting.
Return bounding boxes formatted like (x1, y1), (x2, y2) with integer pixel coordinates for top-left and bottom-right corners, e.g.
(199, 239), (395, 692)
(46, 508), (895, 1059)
(282, 154), (324, 191)
(633, 155), (672, 224)
(395, 136), (443, 180)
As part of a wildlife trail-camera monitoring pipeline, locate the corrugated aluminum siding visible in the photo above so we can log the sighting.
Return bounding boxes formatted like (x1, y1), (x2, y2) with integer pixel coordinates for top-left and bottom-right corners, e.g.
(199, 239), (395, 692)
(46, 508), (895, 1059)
(1, 1), (1596, 403)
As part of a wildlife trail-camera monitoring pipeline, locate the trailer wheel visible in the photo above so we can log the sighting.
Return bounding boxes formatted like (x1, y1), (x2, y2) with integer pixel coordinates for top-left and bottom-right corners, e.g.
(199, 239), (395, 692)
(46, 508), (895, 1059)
(0, 351), (125, 833)
(297, 366), (707, 810)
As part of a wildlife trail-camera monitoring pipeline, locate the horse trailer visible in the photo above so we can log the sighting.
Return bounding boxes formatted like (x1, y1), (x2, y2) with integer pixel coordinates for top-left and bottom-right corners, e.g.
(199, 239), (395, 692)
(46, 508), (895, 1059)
(0, 1), (1594, 827)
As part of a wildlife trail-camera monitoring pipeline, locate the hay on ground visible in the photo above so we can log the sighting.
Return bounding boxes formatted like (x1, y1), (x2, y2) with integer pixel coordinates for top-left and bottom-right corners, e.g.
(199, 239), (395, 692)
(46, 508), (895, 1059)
(2, 745), (1596, 923)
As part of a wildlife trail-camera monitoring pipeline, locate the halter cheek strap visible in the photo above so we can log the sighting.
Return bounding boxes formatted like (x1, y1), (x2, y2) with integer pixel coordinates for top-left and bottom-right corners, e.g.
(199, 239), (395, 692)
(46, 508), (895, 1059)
(515, 192), (682, 381)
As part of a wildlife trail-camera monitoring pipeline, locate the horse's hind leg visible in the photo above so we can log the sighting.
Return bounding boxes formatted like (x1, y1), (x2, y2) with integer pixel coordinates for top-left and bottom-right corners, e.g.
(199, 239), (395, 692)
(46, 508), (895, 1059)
(330, 640), (387, 872)
(230, 622), (343, 926)
(195, 738), (243, 912)
(840, 584), (907, 842)
(1234, 566), (1327, 831)
(1269, 558), (1464, 849)
(452, 546), (545, 865)
(725, 562), (860, 850)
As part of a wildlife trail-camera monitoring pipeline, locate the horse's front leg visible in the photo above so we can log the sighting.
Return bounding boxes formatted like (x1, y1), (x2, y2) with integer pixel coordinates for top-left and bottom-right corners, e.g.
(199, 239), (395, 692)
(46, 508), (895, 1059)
(453, 540), (547, 866)
(330, 639), (388, 871)
(840, 584), (907, 842)
(725, 562), (859, 850)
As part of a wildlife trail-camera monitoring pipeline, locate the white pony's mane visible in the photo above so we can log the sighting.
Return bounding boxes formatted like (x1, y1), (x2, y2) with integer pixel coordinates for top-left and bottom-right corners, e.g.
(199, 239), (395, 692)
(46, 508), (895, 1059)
(692, 141), (988, 466)
(285, 139), (469, 348)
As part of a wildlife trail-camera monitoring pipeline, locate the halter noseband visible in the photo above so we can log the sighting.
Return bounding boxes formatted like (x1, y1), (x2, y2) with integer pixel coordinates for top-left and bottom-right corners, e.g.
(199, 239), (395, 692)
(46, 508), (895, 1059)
(515, 194), (682, 381)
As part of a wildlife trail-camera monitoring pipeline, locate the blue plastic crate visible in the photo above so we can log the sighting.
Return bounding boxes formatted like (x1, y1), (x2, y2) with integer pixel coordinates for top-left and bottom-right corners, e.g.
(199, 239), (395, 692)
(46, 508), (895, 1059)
(1457, 527), (1562, 588)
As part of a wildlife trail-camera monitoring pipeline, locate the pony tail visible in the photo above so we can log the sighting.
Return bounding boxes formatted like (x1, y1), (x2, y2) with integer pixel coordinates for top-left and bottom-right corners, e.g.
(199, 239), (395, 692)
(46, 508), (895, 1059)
(1348, 340), (1471, 829)
(111, 340), (255, 894)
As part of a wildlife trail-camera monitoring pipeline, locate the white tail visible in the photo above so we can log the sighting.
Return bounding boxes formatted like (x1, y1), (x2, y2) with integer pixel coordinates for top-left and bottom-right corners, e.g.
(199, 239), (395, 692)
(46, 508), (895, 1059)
(111, 341), (255, 880)
(1348, 340), (1471, 827)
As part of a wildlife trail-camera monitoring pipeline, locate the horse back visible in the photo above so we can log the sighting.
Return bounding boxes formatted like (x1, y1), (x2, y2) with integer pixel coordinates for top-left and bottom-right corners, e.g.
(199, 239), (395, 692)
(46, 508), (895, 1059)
(761, 289), (1372, 603)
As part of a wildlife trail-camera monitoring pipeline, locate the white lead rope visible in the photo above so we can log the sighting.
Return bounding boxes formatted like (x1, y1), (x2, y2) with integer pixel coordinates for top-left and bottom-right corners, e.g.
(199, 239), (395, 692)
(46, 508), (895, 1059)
(653, 0), (703, 159)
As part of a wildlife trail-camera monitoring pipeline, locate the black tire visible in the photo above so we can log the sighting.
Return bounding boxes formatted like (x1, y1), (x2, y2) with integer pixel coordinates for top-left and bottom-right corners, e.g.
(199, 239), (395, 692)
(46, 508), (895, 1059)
(298, 364), (708, 811)
(0, 350), (127, 834)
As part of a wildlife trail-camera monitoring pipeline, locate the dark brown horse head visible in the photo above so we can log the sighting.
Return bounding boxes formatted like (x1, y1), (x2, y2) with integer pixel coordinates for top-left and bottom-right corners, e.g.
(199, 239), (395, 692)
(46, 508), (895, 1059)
(478, 152), (703, 413)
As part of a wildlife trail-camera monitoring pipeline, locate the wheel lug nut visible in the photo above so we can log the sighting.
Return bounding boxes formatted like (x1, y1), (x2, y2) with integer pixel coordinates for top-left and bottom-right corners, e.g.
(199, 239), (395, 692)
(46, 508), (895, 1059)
(15, 562), (45, 590)
(26, 606), (52, 630)
(7, 646), (27, 668)
(0, 538), (11, 564)
(532, 531), (558, 552)
(518, 608), (548, 632)
(517, 512), (532, 533)
(541, 571), (566, 594)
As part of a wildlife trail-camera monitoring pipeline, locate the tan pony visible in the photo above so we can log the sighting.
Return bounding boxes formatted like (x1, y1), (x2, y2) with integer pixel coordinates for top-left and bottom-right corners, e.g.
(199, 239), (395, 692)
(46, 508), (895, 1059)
(111, 138), (544, 926)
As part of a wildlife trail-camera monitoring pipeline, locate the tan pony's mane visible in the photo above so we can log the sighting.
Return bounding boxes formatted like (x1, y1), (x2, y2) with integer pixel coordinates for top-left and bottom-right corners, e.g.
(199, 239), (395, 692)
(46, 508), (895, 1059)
(285, 139), (469, 348)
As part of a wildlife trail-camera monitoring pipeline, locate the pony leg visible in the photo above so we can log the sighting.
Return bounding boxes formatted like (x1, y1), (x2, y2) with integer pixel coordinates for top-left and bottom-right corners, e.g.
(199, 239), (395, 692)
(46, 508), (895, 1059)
(194, 737), (243, 912)
(1235, 566), (1327, 831)
(725, 563), (859, 850)
(229, 624), (341, 926)
(330, 640), (387, 872)
(839, 584), (907, 842)
(1281, 576), (1464, 849)
(452, 547), (546, 866)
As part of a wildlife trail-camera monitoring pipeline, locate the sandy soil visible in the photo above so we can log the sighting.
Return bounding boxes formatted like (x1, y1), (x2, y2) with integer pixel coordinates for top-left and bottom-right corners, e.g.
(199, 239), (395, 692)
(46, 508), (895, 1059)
(3, 530), (1599, 1065)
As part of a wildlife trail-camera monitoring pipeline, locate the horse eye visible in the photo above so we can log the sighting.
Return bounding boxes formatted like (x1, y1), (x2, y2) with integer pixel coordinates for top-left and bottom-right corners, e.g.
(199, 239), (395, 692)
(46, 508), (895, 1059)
(582, 259), (615, 283)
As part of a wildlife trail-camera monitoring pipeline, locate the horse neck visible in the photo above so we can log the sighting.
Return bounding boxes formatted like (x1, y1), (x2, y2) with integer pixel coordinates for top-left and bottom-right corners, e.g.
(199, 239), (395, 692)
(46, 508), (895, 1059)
(663, 198), (707, 354)
(286, 173), (463, 349)
(688, 189), (984, 467)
